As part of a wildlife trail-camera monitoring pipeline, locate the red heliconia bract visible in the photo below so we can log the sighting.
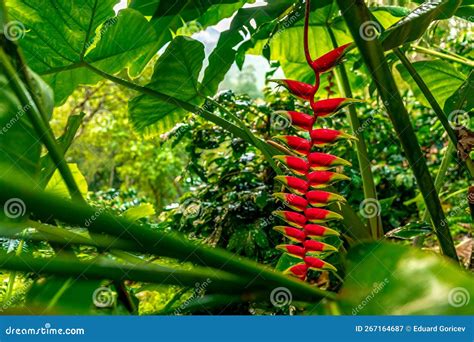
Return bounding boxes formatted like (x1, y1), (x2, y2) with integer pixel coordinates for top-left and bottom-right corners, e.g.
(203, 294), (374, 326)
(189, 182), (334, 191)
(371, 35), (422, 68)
(311, 128), (356, 146)
(273, 110), (314, 131)
(270, 79), (317, 101)
(308, 152), (351, 170)
(273, 193), (308, 211)
(273, 135), (311, 156)
(311, 98), (360, 117)
(274, 155), (309, 175)
(306, 190), (346, 207)
(284, 263), (308, 280)
(271, 0), (358, 283)
(311, 43), (352, 73)
(304, 224), (340, 237)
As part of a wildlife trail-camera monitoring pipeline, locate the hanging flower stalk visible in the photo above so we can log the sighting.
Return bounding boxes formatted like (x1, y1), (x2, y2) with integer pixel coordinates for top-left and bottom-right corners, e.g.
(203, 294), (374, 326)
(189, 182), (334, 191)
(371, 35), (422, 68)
(269, 0), (356, 281)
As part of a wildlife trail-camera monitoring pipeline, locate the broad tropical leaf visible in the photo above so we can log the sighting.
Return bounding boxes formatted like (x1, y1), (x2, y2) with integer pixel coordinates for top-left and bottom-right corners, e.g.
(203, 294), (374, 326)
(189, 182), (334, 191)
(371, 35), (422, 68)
(381, 0), (463, 50)
(339, 242), (474, 314)
(396, 60), (467, 109)
(7, 1), (160, 104)
(129, 36), (205, 134)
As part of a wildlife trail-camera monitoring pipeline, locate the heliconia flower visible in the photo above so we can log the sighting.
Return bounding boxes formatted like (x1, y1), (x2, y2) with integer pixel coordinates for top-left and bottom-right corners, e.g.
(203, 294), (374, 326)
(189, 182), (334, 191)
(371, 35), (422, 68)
(273, 210), (307, 228)
(304, 256), (337, 271)
(307, 171), (350, 188)
(276, 244), (306, 258)
(311, 43), (352, 73)
(304, 224), (340, 237)
(306, 190), (346, 207)
(274, 155), (309, 175)
(270, 79), (317, 100)
(275, 176), (309, 196)
(303, 239), (337, 252)
(310, 129), (356, 146)
(310, 98), (362, 118)
(273, 110), (314, 131)
(274, 193), (308, 211)
(308, 152), (352, 170)
(272, 135), (311, 156)
(273, 226), (306, 242)
(284, 263), (308, 280)
(304, 208), (343, 223)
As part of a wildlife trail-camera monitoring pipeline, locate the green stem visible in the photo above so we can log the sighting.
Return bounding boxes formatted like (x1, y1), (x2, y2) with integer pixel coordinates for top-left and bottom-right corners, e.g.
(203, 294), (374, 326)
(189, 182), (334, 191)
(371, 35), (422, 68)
(328, 26), (383, 239)
(412, 45), (474, 68)
(205, 97), (283, 175)
(337, 0), (458, 261)
(0, 254), (251, 293)
(414, 142), (455, 247)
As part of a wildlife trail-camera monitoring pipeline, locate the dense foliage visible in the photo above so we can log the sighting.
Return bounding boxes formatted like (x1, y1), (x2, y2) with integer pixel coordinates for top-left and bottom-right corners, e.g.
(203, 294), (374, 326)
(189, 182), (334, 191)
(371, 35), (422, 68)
(0, 0), (472, 315)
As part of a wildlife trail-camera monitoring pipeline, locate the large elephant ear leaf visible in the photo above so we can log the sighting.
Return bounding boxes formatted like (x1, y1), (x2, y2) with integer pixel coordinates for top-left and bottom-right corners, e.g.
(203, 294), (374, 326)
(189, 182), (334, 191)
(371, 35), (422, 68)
(129, 36), (205, 135)
(381, 0), (462, 50)
(6, 1), (160, 105)
(339, 242), (474, 314)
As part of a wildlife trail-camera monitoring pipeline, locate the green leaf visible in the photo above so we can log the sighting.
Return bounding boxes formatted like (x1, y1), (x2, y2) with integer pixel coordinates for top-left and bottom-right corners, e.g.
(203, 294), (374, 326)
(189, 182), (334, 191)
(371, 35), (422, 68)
(122, 203), (155, 221)
(46, 163), (88, 198)
(201, 1), (295, 95)
(129, 36), (205, 134)
(26, 277), (104, 314)
(444, 70), (474, 114)
(339, 242), (474, 314)
(385, 221), (432, 239)
(381, 0), (463, 51)
(396, 60), (466, 109)
(85, 9), (160, 77)
(7, 1), (160, 104)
